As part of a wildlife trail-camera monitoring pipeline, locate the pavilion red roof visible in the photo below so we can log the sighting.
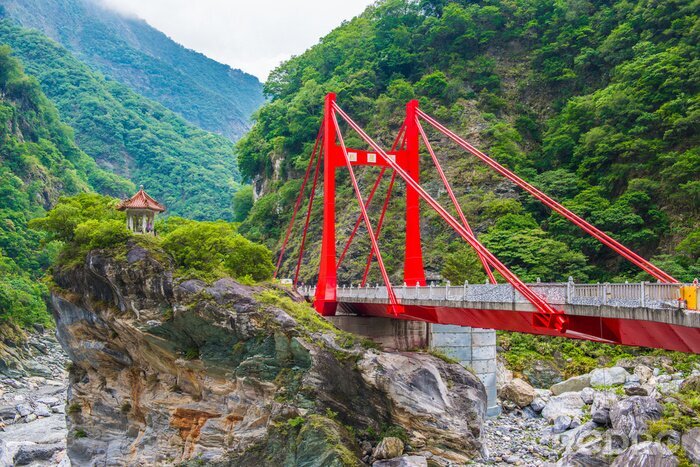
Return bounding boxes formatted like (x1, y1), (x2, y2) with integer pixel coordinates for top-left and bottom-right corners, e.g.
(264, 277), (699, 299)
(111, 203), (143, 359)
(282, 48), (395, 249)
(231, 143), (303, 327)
(116, 186), (165, 212)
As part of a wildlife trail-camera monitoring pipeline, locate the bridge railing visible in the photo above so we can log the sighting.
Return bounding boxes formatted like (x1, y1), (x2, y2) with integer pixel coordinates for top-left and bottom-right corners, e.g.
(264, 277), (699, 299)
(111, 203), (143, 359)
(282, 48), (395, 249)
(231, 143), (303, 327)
(298, 281), (685, 310)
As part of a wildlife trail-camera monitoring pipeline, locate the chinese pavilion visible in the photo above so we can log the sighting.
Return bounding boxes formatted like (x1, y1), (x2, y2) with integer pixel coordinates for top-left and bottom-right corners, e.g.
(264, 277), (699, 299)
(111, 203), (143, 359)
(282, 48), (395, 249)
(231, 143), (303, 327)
(116, 186), (165, 234)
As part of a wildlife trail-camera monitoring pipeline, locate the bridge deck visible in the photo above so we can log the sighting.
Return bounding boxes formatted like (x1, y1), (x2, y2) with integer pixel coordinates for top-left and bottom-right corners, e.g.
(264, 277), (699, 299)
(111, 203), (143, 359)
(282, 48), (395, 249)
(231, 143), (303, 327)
(300, 282), (700, 353)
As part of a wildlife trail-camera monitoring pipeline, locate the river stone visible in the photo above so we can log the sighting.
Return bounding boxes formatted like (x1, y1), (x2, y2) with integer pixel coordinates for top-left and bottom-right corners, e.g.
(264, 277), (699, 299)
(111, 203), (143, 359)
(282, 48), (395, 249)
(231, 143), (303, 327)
(580, 387), (595, 405)
(680, 375), (700, 393)
(590, 367), (629, 387)
(499, 378), (536, 408)
(610, 396), (662, 440)
(552, 415), (572, 434)
(551, 375), (591, 396)
(682, 427), (700, 464)
(15, 404), (32, 417)
(590, 392), (618, 425)
(634, 365), (654, 385)
(374, 437), (405, 460)
(610, 441), (678, 467)
(523, 360), (562, 388)
(542, 392), (585, 423)
(373, 455), (428, 467)
(13, 442), (64, 466)
(34, 403), (52, 417)
(531, 397), (546, 413)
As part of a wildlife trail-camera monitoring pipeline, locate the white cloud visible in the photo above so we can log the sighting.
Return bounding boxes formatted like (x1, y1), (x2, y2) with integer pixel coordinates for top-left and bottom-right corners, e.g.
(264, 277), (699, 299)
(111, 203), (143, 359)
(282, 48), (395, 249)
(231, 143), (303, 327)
(97, 0), (374, 80)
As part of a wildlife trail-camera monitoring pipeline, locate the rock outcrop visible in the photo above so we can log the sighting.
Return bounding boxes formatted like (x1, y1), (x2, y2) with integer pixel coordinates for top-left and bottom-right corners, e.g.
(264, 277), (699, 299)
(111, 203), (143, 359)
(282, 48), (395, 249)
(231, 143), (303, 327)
(49, 244), (486, 465)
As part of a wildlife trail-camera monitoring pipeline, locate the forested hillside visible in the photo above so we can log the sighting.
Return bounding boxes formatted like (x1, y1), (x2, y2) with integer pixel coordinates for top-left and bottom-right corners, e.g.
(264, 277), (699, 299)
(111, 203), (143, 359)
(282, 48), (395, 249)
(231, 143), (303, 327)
(0, 19), (243, 220)
(0, 45), (132, 327)
(0, 0), (264, 140)
(239, 0), (699, 285)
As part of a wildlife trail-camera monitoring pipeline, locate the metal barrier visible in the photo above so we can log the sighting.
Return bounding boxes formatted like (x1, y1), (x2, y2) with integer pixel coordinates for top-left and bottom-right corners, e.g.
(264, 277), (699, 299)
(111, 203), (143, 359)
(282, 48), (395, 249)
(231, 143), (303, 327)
(298, 280), (688, 310)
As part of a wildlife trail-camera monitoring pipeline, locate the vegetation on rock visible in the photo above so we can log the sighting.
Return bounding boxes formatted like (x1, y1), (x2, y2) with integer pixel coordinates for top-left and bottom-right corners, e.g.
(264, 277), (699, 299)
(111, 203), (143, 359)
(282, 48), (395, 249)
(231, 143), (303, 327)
(31, 194), (275, 284)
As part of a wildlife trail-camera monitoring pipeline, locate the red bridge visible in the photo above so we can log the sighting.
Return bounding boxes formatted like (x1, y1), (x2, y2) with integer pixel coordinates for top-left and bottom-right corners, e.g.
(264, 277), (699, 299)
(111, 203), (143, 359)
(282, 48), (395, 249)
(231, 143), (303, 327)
(274, 93), (700, 354)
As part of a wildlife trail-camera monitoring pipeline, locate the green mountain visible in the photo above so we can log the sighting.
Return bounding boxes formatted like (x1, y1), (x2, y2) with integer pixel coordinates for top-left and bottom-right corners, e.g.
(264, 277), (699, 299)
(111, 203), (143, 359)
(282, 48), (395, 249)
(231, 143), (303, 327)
(0, 0), (264, 140)
(0, 19), (243, 220)
(238, 0), (699, 284)
(0, 44), (132, 327)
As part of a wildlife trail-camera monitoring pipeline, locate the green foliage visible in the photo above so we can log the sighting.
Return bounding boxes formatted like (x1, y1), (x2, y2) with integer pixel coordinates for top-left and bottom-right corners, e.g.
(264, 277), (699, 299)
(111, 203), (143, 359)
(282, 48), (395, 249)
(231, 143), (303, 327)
(0, 44), (132, 328)
(160, 219), (274, 282)
(0, 20), (244, 221)
(1, 0), (263, 140)
(232, 185), (255, 222)
(239, 0), (700, 287)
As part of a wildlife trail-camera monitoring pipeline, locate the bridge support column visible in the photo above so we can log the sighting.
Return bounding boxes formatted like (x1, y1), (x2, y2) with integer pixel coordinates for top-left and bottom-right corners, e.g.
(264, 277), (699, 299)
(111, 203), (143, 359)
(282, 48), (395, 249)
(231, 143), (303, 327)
(430, 324), (500, 417)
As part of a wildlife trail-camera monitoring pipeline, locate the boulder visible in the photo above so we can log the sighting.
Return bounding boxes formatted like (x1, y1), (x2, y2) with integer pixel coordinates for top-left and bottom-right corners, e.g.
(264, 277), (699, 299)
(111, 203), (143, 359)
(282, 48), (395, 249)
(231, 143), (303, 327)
(552, 415), (572, 434)
(523, 360), (563, 388)
(374, 437), (405, 460)
(499, 378), (536, 408)
(542, 392), (585, 423)
(610, 396), (662, 439)
(530, 398), (546, 413)
(373, 455), (428, 467)
(590, 392), (617, 425)
(680, 375), (700, 393)
(589, 367), (629, 387)
(624, 384), (648, 397)
(551, 375), (591, 396)
(634, 365), (654, 385)
(49, 246), (488, 465)
(13, 443), (64, 466)
(556, 450), (609, 467)
(681, 427), (700, 464)
(610, 441), (678, 467)
(580, 387), (595, 405)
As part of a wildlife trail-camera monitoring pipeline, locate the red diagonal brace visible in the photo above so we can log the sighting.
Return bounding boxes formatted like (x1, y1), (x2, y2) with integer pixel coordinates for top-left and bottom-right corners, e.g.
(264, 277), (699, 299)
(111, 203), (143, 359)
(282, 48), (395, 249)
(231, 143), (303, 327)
(417, 109), (678, 284)
(274, 126), (322, 278)
(416, 118), (496, 284)
(331, 109), (403, 316)
(361, 171), (396, 286)
(333, 101), (566, 331)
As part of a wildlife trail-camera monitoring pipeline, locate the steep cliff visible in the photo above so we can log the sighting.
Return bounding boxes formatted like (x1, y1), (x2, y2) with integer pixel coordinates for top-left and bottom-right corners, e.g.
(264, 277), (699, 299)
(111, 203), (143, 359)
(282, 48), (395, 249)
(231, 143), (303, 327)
(50, 241), (486, 465)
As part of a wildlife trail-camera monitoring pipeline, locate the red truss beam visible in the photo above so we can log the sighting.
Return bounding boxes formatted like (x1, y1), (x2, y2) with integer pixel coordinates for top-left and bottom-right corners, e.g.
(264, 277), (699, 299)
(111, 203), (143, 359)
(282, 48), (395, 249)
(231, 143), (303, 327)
(330, 110), (403, 315)
(333, 101), (567, 331)
(416, 109), (678, 284)
(294, 139), (323, 286)
(274, 127), (322, 278)
(416, 118), (496, 284)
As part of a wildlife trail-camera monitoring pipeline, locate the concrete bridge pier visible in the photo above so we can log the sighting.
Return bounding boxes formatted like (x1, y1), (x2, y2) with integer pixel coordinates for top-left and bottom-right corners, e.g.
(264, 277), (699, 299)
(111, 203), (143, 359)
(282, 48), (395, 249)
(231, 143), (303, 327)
(430, 324), (500, 417)
(326, 312), (500, 417)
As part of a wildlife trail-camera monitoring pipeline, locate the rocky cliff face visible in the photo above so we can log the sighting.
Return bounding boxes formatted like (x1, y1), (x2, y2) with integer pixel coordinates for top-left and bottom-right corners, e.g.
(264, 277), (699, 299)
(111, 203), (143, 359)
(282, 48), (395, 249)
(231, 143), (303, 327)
(49, 242), (486, 465)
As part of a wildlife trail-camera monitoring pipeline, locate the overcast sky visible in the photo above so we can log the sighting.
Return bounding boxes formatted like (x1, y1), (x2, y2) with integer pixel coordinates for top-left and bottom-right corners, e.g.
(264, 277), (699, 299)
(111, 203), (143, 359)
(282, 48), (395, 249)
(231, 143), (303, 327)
(98, 0), (375, 81)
